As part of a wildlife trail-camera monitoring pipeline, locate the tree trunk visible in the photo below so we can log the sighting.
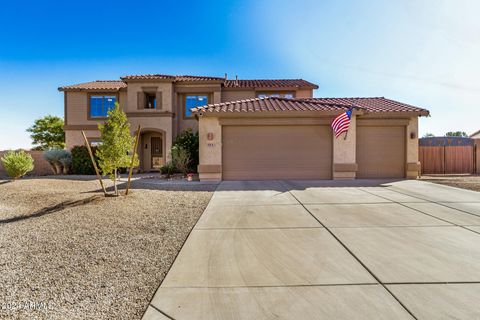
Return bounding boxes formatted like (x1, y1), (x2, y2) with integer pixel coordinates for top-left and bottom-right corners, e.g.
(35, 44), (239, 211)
(114, 169), (118, 196)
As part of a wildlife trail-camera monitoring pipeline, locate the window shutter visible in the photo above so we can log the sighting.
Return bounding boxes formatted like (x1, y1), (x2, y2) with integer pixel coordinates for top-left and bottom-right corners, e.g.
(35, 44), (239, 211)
(156, 91), (162, 109)
(137, 92), (145, 109)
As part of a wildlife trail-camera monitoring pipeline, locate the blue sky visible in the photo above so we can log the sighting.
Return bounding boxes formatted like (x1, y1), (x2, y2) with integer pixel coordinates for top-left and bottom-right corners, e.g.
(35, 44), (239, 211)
(0, 0), (479, 149)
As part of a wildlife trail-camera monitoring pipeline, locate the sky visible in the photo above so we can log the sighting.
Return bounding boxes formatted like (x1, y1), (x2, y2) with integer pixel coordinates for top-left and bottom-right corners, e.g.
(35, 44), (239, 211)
(0, 0), (479, 149)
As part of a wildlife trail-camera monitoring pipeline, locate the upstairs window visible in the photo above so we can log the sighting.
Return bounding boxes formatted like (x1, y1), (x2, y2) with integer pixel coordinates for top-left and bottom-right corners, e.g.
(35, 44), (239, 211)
(90, 95), (116, 118)
(257, 92), (294, 99)
(185, 95), (208, 118)
(145, 93), (157, 109)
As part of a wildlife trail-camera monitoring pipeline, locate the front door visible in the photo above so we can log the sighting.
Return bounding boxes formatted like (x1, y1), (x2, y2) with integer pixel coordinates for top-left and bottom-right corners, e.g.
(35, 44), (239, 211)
(151, 137), (163, 170)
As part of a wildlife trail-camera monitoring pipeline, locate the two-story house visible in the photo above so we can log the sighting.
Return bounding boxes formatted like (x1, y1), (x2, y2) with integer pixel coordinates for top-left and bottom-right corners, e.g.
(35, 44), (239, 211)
(59, 74), (318, 172)
(60, 73), (430, 181)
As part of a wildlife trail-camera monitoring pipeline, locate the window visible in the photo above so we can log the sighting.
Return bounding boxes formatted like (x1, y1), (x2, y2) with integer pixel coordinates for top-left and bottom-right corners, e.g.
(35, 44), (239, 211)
(185, 95), (208, 117)
(90, 95), (116, 118)
(257, 92), (294, 99)
(145, 93), (156, 109)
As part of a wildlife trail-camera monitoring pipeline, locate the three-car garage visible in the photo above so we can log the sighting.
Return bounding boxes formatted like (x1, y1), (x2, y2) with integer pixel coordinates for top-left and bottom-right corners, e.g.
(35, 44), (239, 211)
(195, 97), (429, 181)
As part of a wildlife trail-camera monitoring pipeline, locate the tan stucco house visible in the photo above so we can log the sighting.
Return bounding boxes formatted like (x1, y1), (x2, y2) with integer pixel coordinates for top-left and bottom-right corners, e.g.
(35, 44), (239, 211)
(59, 74), (429, 181)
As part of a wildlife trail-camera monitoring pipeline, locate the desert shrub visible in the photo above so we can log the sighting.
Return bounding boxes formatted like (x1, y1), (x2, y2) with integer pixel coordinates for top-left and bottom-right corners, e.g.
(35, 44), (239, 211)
(172, 129), (198, 172)
(1, 150), (34, 180)
(59, 156), (72, 174)
(160, 161), (177, 177)
(171, 146), (191, 175)
(44, 149), (71, 174)
(71, 145), (98, 175)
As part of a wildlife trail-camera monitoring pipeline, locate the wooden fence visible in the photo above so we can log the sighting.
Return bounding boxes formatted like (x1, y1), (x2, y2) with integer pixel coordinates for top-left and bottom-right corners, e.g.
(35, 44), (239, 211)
(0, 150), (53, 177)
(419, 137), (479, 174)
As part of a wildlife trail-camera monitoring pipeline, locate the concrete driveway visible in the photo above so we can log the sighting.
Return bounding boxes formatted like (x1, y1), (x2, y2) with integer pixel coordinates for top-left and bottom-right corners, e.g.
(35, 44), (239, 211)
(144, 180), (480, 319)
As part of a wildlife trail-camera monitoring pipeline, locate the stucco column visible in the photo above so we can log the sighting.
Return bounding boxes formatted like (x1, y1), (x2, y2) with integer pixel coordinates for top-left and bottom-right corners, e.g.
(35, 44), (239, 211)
(332, 114), (357, 179)
(198, 117), (222, 181)
(406, 116), (420, 179)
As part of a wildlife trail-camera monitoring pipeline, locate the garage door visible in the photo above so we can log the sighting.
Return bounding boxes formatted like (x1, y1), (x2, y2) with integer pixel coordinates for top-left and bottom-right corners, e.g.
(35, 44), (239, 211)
(222, 125), (332, 180)
(357, 126), (405, 178)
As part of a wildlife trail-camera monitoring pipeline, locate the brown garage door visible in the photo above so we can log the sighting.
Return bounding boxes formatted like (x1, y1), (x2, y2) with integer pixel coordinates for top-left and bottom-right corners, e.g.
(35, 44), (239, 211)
(222, 125), (332, 180)
(357, 126), (405, 178)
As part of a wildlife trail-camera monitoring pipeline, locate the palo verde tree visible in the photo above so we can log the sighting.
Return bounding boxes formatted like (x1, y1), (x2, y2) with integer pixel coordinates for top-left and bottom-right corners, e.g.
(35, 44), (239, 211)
(27, 115), (65, 150)
(96, 103), (138, 196)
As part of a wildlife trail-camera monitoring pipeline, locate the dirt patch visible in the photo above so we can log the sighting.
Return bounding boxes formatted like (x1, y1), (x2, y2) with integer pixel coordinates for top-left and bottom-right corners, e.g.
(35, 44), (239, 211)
(420, 175), (480, 192)
(0, 177), (215, 319)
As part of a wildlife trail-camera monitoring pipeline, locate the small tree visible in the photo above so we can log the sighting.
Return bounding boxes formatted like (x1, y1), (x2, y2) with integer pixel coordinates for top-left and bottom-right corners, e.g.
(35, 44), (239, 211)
(445, 131), (468, 137)
(423, 133), (435, 138)
(1, 150), (34, 180)
(27, 115), (65, 150)
(96, 104), (138, 196)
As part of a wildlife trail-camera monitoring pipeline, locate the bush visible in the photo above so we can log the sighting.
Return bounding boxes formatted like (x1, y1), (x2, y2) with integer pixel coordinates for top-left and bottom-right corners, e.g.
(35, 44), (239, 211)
(1, 150), (34, 180)
(71, 145), (98, 175)
(171, 146), (191, 175)
(172, 129), (199, 172)
(44, 149), (71, 174)
(160, 161), (177, 177)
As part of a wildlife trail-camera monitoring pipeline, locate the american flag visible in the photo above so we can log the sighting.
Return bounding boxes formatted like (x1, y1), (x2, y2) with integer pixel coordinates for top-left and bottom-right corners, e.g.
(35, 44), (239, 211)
(331, 108), (353, 138)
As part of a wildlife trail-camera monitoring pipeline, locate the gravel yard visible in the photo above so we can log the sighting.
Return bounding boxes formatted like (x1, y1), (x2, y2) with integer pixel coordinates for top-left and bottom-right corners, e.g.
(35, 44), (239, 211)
(420, 174), (480, 192)
(0, 177), (215, 319)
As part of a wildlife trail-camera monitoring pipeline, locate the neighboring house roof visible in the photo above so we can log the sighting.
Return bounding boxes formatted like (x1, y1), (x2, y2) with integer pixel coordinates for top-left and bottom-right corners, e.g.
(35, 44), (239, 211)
(224, 79), (318, 89)
(191, 96), (429, 115)
(470, 129), (480, 138)
(58, 80), (127, 91)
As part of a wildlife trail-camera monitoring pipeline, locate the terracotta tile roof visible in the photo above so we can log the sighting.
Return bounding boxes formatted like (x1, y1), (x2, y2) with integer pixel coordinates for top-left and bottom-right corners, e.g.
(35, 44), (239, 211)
(120, 74), (224, 81)
(58, 80), (127, 91)
(191, 97), (356, 113)
(306, 97), (429, 115)
(61, 75), (318, 90)
(224, 79), (318, 89)
(191, 97), (429, 116)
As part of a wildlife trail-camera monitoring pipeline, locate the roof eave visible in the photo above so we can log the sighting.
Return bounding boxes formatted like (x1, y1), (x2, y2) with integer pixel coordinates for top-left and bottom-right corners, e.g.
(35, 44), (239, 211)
(58, 88), (122, 92)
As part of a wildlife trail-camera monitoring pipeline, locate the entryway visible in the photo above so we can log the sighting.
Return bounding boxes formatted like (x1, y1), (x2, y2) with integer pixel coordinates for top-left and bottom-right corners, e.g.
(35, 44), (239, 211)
(139, 131), (165, 172)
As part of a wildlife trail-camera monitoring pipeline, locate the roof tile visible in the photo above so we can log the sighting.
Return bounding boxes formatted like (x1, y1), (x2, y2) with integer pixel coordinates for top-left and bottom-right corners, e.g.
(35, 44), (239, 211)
(306, 97), (429, 114)
(191, 97), (429, 115)
(224, 79), (318, 89)
(120, 74), (224, 81)
(191, 97), (355, 113)
(58, 80), (126, 91)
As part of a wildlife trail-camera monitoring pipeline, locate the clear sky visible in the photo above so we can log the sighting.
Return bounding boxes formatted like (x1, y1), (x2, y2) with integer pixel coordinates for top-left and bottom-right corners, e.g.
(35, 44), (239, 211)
(0, 0), (479, 149)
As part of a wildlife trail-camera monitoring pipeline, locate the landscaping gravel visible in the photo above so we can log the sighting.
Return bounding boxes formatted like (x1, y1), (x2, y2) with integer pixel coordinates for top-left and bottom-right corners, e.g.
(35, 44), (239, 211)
(420, 175), (480, 192)
(0, 177), (215, 319)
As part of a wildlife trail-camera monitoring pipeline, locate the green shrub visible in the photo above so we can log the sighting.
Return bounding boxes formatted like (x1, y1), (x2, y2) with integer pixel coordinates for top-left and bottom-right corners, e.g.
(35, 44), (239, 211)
(172, 129), (199, 172)
(1, 150), (34, 180)
(171, 146), (191, 175)
(160, 161), (177, 177)
(71, 145), (98, 175)
(44, 149), (71, 174)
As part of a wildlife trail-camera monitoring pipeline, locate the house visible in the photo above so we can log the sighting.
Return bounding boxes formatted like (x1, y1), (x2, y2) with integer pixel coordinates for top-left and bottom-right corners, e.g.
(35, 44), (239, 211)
(59, 74), (318, 172)
(470, 130), (480, 139)
(59, 74), (429, 181)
